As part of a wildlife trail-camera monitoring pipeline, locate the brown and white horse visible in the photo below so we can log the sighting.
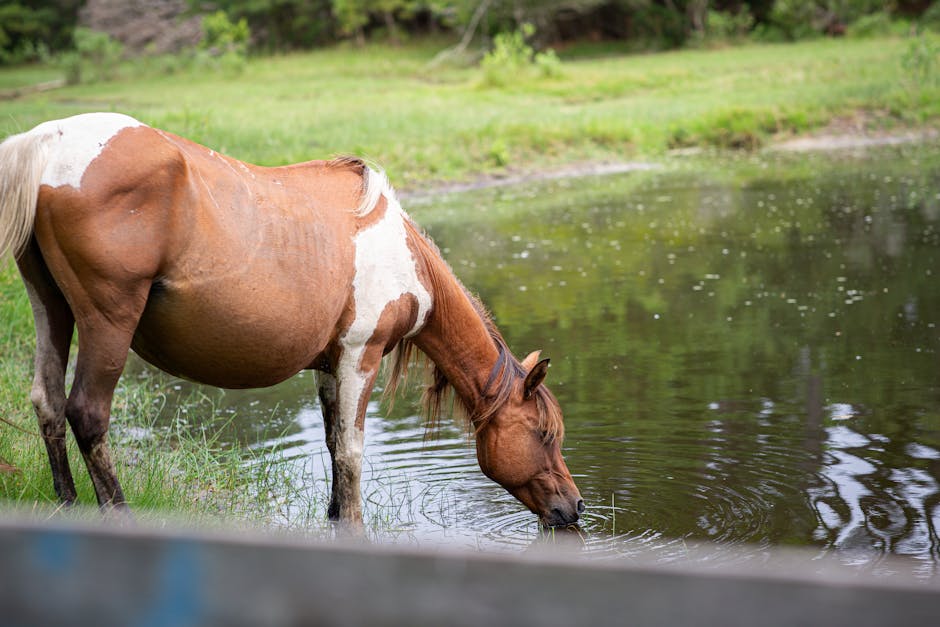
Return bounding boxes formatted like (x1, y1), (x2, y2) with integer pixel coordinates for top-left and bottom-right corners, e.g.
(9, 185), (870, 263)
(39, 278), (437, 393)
(0, 113), (583, 528)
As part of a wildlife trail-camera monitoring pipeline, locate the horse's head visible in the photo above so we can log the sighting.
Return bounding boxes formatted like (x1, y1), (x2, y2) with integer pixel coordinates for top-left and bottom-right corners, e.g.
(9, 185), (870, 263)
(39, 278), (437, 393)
(474, 351), (584, 527)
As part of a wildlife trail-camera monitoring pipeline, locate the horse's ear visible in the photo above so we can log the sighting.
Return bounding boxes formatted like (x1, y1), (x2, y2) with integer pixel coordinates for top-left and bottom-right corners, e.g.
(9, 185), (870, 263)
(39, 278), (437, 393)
(523, 358), (550, 399)
(521, 350), (542, 371)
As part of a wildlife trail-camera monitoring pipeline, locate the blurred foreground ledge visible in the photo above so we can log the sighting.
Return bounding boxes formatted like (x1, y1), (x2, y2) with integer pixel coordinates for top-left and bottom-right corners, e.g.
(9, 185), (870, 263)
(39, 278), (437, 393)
(0, 515), (937, 626)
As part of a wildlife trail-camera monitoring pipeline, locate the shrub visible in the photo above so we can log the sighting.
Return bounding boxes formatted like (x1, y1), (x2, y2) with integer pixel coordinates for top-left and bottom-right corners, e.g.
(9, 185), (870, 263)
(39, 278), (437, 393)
(58, 27), (124, 85)
(481, 23), (562, 87)
(922, 3), (940, 33)
(534, 48), (562, 78)
(847, 12), (907, 38)
(901, 31), (940, 88)
(201, 10), (250, 56)
(705, 8), (755, 43)
(767, 0), (823, 40)
(198, 10), (251, 74)
(0, 39), (50, 65)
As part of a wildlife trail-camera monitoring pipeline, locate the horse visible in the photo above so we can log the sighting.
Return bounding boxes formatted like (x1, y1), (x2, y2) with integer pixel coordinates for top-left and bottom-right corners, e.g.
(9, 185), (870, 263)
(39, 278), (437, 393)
(0, 112), (584, 528)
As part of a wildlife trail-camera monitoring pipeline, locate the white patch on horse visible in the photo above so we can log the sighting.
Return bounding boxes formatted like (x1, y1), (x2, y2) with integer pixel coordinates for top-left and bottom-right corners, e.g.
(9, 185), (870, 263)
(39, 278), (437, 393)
(31, 112), (143, 190)
(336, 179), (432, 440)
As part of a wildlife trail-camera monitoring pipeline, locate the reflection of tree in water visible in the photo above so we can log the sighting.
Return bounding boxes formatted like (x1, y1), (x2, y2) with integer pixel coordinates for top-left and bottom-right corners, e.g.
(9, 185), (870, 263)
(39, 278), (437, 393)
(807, 419), (940, 570)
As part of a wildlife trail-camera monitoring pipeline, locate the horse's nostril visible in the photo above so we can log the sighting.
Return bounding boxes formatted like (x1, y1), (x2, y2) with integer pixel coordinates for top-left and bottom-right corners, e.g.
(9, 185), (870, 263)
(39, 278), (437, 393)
(576, 499), (585, 514)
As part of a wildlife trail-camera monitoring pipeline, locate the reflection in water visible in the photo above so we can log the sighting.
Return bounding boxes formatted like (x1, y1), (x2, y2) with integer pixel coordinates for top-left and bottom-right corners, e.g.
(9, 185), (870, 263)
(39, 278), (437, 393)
(809, 422), (940, 575)
(136, 143), (940, 575)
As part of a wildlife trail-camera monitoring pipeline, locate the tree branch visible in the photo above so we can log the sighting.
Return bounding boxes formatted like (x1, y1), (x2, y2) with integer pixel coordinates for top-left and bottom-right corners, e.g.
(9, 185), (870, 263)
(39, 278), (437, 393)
(428, 0), (493, 68)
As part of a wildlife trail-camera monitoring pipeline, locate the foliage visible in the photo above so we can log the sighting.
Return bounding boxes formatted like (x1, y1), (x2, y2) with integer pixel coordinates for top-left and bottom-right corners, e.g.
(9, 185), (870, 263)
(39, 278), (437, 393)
(762, 0), (915, 40)
(703, 7), (756, 44)
(4, 0), (940, 61)
(55, 27), (124, 85)
(846, 12), (909, 38)
(0, 1), (80, 65)
(201, 10), (250, 54)
(480, 23), (562, 87)
(197, 10), (251, 74)
(481, 23), (535, 86)
(901, 31), (940, 90)
(534, 47), (562, 78)
(332, 0), (371, 38)
(765, 0), (826, 40)
(923, 2), (940, 32)
(188, 0), (336, 49)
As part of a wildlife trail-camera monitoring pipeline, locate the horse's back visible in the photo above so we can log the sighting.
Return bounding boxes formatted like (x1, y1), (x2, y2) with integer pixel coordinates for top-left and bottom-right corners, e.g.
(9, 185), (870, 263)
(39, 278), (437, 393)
(28, 113), (361, 388)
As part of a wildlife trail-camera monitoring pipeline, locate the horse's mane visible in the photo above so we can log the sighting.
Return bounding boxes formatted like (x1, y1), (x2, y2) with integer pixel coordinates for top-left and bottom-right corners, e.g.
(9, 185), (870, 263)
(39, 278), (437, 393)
(341, 161), (563, 443)
(326, 156), (388, 217)
(383, 219), (564, 445)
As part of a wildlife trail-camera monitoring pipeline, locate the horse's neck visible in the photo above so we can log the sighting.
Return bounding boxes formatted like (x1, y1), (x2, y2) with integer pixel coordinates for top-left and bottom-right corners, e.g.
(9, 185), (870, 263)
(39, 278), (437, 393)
(411, 253), (500, 408)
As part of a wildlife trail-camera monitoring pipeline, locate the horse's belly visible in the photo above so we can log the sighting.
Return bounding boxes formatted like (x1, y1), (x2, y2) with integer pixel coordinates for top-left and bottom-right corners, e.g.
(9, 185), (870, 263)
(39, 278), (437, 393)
(131, 283), (337, 389)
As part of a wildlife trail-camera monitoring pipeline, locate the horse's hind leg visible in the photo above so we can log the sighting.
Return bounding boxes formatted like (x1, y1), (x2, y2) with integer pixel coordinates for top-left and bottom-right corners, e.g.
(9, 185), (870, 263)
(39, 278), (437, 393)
(64, 285), (150, 511)
(16, 239), (77, 504)
(65, 323), (140, 510)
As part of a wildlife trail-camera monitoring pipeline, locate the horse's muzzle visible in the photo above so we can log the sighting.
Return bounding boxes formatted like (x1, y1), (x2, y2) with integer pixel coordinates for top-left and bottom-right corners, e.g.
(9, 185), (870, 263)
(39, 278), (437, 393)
(542, 498), (585, 528)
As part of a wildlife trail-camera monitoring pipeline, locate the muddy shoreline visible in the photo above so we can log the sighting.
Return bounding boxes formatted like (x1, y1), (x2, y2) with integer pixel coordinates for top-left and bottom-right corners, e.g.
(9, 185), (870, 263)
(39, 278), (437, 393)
(402, 125), (939, 199)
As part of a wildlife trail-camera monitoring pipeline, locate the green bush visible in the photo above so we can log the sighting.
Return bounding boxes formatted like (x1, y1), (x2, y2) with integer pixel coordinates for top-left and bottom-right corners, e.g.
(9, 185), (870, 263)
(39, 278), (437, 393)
(201, 10), (250, 55)
(0, 39), (50, 65)
(198, 10), (251, 74)
(847, 12), (908, 38)
(481, 23), (562, 87)
(534, 48), (562, 78)
(901, 31), (940, 88)
(58, 27), (124, 85)
(705, 8), (754, 43)
(0, 1), (77, 66)
(767, 0), (823, 41)
(923, 3), (940, 33)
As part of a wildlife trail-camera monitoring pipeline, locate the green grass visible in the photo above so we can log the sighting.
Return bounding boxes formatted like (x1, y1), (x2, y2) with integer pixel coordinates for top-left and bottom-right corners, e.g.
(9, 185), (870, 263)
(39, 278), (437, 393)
(0, 37), (936, 189)
(0, 64), (62, 91)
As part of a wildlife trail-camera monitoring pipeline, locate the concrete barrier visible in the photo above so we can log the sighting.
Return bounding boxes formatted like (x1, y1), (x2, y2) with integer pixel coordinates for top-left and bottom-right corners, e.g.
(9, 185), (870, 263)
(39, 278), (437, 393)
(0, 517), (937, 626)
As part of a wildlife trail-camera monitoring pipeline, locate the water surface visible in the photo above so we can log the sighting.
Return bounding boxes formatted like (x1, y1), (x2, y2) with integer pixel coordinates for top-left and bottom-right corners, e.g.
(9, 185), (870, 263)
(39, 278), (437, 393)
(139, 143), (940, 575)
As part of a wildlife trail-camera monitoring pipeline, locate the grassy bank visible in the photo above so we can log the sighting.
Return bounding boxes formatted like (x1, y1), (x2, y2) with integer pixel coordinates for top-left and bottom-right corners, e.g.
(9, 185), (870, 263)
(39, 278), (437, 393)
(0, 36), (937, 189)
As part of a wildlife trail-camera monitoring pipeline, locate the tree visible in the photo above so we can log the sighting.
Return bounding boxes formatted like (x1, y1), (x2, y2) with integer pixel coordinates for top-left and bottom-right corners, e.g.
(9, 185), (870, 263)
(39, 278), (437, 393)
(0, 0), (81, 63)
(188, 0), (336, 50)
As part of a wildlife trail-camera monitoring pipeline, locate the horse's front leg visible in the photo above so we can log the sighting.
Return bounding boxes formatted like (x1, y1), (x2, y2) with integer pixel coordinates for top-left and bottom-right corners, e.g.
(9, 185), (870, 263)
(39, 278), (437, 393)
(316, 373), (346, 521)
(319, 348), (382, 530)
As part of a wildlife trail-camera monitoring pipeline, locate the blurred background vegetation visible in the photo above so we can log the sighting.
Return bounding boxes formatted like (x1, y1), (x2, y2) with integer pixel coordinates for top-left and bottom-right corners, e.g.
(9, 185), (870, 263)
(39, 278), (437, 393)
(2, 1), (940, 71)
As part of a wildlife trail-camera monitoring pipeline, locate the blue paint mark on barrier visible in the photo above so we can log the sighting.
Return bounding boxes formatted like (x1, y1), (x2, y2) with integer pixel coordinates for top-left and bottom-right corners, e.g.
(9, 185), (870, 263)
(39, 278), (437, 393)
(136, 539), (205, 627)
(32, 529), (76, 573)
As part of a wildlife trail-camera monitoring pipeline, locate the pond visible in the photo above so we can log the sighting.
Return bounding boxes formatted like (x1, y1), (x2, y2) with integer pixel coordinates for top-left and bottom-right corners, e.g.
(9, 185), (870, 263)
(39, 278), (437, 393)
(137, 141), (940, 574)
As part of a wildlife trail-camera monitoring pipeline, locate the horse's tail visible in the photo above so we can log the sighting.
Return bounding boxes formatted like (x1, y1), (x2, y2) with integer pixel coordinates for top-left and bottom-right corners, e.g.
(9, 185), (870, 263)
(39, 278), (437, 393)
(0, 128), (50, 259)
